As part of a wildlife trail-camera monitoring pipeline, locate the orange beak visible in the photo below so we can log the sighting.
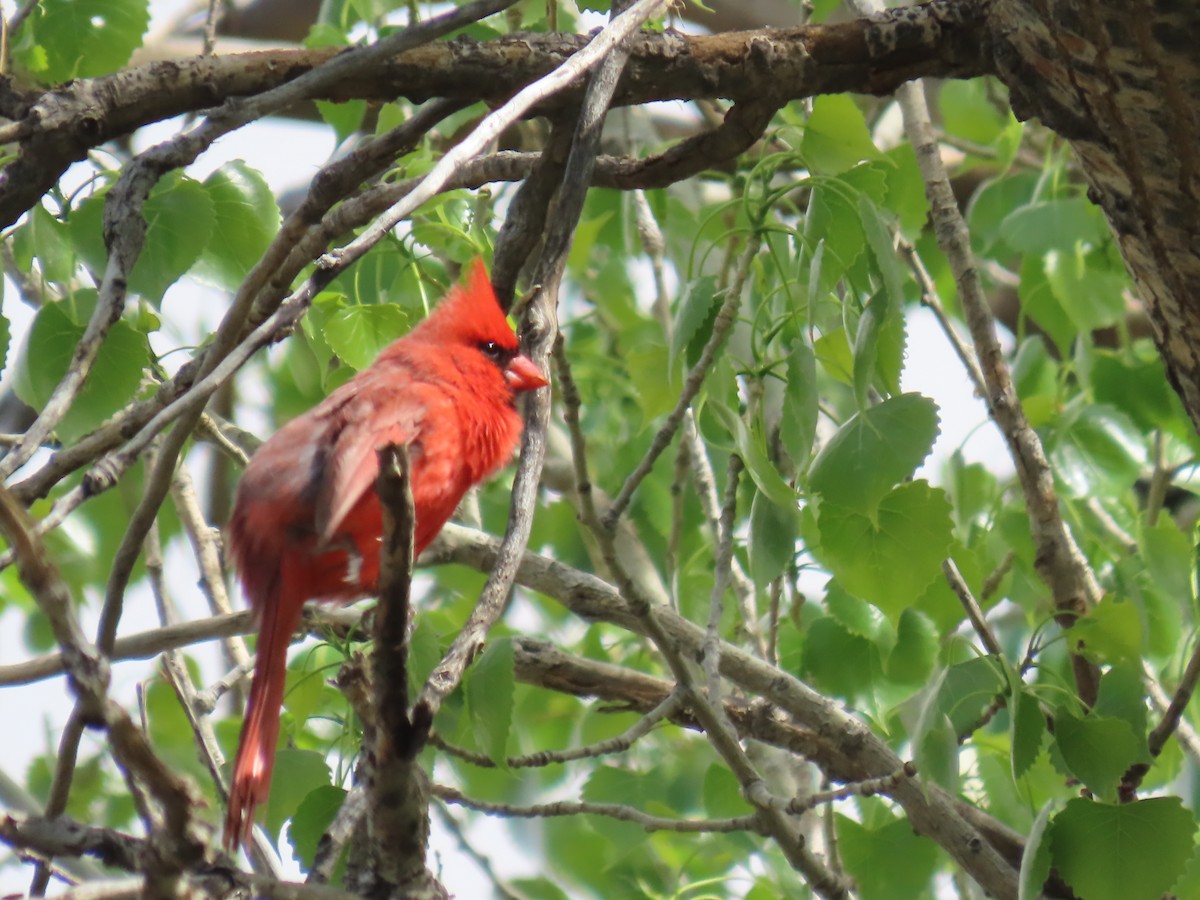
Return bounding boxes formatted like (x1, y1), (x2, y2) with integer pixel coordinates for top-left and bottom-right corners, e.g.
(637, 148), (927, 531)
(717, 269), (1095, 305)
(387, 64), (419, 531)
(505, 354), (549, 392)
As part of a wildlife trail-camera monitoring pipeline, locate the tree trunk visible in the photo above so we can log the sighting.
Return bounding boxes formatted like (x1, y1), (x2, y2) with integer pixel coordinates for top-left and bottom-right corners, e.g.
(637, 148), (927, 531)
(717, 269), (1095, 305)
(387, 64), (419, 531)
(989, 0), (1200, 429)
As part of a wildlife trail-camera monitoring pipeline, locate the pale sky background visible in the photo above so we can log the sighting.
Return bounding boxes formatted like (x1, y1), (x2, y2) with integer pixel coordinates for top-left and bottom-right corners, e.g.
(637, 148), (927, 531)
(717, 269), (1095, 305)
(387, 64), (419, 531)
(0, 0), (1012, 895)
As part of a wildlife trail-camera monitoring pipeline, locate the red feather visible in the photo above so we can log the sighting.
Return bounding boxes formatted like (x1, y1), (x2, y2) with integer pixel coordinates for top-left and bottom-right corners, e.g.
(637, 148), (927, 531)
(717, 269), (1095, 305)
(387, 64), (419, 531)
(223, 260), (546, 849)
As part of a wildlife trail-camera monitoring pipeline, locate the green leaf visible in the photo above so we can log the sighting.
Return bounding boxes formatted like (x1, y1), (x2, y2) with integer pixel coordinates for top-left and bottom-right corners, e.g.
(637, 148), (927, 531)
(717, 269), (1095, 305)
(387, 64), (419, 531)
(852, 288), (906, 404)
(29, 204), (76, 283)
(301, 292), (347, 383)
(808, 393), (940, 512)
(748, 487), (798, 590)
(780, 339), (818, 467)
(805, 185), (868, 295)
(802, 95), (882, 174)
(702, 764), (750, 818)
(0, 310), (10, 380)
(837, 814), (938, 900)
(70, 172), (216, 304)
(323, 304), (409, 371)
(881, 144), (929, 238)
(940, 79), (1010, 145)
(815, 481), (954, 620)
(264, 749), (332, 843)
(627, 340), (682, 425)
(883, 608), (938, 685)
(800, 616), (880, 704)
(937, 656), (1006, 735)
(1011, 334), (1058, 411)
(1050, 797), (1197, 900)
(915, 708), (959, 792)
(1139, 518), (1194, 609)
(948, 453), (1000, 530)
(707, 401), (795, 506)
(1094, 663), (1149, 740)
(282, 644), (340, 731)
(826, 580), (894, 652)
(196, 161), (281, 290)
(858, 195), (905, 314)
(464, 636), (514, 766)
(1053, 706), (1142, 800)
(1000, 198), (1109, 255)
(854, 199), (907, 400)
(1018, 802), (1055, 900)
(1018, 255), (1076, 357)
(507, 879), (571, 900)
(671, 275), (719, 371)
(144, 678), (200, 772)
(968, 172), (1039, 254)
(1010, 685), (1046, 780)
(12, 300), (152, 441)
(288, 785), (346, 869)
(316, 99), (367, 146)
(813, 326), (854, 385)
(24, 0), (150, 82)
(1045, 246), (1128, 334)
(407, 616), (445, 699)
(1091, 348), (1181, 433)
(1072, 596), (1143, 665)
(332, 238), (418, 308)
(1052, 404), (1144, 496)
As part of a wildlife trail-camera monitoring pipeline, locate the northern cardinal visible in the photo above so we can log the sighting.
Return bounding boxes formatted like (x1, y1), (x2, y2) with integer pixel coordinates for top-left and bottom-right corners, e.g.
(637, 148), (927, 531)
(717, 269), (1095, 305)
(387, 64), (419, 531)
(223, 260), (547, 849)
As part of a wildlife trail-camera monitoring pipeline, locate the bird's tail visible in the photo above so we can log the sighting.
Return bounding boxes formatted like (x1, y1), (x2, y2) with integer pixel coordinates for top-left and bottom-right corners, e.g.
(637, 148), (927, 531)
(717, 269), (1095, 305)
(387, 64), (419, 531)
(223, 571), (303, 851)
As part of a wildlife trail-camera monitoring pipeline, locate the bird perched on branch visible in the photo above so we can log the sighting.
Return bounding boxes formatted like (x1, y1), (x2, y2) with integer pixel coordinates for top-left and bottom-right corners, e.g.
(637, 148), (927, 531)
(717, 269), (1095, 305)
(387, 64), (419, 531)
(223, 259), (547, 850)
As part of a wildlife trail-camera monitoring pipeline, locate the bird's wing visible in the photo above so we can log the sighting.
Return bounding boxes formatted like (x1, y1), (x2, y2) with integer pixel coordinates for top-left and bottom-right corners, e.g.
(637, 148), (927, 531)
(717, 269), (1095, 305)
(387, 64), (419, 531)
(315, 381), (425, 545)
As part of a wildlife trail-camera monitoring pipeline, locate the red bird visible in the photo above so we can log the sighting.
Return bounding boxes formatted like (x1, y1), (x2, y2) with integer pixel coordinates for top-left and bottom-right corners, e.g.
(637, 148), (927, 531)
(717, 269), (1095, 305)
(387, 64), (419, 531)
(223, 260), (547, 850)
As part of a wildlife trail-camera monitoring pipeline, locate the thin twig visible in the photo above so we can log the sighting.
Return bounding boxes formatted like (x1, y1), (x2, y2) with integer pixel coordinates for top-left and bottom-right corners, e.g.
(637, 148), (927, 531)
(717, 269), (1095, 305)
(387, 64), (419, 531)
(704, 454), (742, 700)
(434, 784), (762, 834)
(942, 559), (1003, 658)
(430, 690), (685, 768)
(685, 414), (766, 656)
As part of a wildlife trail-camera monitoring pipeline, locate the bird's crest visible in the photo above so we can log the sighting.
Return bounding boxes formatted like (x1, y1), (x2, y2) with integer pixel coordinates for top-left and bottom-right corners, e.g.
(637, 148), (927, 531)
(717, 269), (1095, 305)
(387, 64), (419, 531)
(418, 259), (520, 351)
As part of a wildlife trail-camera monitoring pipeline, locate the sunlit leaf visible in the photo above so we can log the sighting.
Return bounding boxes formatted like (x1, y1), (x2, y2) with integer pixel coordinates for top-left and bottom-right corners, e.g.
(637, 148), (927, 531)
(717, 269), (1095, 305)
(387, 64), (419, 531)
(197, 160), (281, 290)
(802, 95), (882, 174)
(809, 393), (940, 511)
(815, 481), (953, 620)
(324, 304), (410, 371)
(12, 299), (152, 441)
(23, 0), (149, 82)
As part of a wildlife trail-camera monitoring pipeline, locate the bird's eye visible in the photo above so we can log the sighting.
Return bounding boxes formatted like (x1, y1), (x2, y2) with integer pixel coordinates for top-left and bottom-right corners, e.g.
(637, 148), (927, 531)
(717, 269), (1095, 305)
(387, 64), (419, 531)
(478, 341), (511, 366)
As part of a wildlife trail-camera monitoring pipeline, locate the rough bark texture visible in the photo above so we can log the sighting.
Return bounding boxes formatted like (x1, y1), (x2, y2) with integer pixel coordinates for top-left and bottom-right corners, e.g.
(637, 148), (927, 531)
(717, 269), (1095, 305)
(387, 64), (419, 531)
(990, 0), (1200, 429)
